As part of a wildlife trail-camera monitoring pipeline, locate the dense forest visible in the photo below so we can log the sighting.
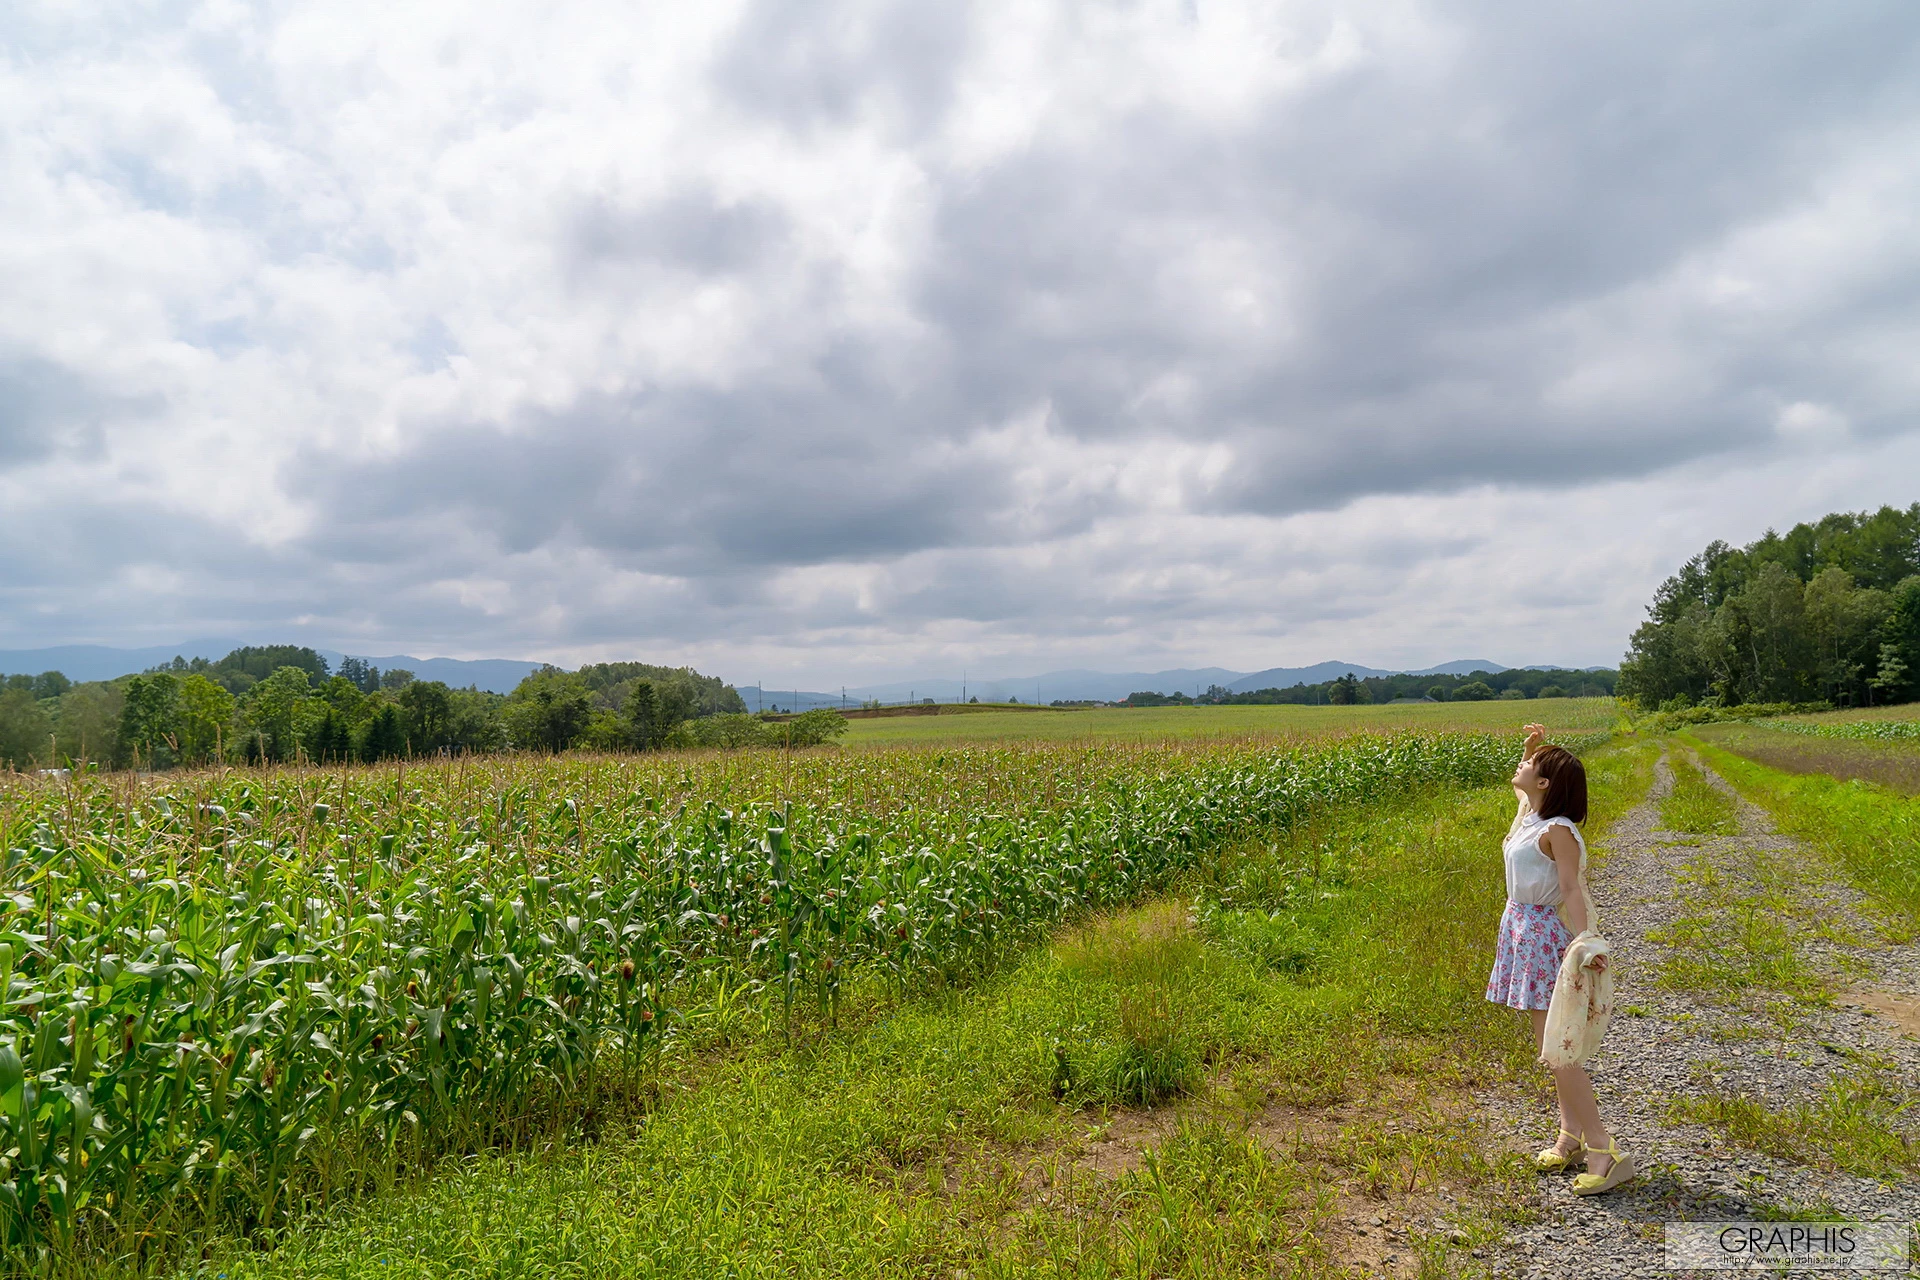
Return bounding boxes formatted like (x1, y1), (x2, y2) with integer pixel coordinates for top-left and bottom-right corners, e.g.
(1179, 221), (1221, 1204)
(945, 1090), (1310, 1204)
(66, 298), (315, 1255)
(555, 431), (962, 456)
(1114, 666), (1615, 708)
(0, 647), (764, 771)
(1618, 503), (1920, 709)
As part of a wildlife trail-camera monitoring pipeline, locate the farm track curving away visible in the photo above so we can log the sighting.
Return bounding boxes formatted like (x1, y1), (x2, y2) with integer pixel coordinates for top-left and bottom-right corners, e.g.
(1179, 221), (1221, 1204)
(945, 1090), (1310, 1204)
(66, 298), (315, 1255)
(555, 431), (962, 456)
(1482, 752), (1920, 1278)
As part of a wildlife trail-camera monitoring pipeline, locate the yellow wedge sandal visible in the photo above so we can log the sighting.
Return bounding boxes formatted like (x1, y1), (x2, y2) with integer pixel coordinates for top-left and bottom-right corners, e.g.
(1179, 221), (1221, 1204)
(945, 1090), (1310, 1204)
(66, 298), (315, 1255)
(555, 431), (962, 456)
(1570, 1136), (1636, 1195)
(1533, 1129), (1585, 1172)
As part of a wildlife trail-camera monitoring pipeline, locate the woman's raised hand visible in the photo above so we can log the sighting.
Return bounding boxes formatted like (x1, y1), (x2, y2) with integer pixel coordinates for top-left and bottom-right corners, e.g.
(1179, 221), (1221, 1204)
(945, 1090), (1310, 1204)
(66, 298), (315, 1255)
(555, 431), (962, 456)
(1522, 723), (1547, 759)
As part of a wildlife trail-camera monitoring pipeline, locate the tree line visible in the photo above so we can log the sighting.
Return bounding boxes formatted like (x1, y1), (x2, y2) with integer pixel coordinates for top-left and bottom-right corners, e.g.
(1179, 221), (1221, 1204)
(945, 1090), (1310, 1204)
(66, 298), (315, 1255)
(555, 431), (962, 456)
(1117, 666), (1615, 708)
(0, 647), (848, 771)
(1618, 503), (1920, 710)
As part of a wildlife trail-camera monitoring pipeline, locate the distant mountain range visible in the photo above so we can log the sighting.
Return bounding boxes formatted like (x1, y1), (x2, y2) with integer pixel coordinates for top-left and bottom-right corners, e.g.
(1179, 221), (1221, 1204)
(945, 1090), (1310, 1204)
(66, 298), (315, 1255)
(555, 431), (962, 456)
(737, 659), (1604, 711)
(1, 642), (1605, 704)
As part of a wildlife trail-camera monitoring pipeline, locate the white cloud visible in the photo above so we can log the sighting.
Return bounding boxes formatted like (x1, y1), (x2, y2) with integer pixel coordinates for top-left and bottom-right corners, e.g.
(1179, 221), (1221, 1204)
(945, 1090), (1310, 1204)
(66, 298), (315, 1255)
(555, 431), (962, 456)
(1774, 400), (1850, 446)
(2, 1), (1918, 686)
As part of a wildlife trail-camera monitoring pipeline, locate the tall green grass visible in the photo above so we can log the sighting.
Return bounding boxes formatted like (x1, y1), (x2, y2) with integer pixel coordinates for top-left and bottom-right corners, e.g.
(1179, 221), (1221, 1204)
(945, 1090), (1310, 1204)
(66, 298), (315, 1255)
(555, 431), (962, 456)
(0, 731), (1616, 1273)
(1664, 1066), (1920, 1182)
(178, 738), (1649, 1280)
(1659, 751), (1738, 837)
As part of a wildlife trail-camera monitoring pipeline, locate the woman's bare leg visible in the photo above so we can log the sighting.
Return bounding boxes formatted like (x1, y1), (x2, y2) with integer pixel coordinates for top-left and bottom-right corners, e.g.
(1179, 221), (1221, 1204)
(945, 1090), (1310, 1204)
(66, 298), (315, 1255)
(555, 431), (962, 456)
(1529, 1009), (1613, 1170)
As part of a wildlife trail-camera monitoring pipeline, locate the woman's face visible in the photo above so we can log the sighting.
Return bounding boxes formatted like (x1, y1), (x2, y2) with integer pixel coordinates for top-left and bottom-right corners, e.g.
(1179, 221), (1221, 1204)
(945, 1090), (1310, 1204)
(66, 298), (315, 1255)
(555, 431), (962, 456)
(1512, 755), (1549, 803)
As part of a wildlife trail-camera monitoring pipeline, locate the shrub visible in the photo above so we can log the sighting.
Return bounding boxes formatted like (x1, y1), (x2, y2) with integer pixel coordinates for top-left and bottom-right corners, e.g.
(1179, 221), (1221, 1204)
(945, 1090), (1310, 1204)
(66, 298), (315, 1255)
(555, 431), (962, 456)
(1635, 700), (1831, 733)
(1104, 987), (1196, 1104)
(783, 709), (851, 747)
(1204, 908), (1323, 974)
(681, 712), (775, 748)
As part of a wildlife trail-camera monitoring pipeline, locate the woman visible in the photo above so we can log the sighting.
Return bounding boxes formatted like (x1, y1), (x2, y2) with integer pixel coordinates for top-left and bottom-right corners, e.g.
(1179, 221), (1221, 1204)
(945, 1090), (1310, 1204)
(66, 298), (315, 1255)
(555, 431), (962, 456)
(1485, 724), (1634, 1195)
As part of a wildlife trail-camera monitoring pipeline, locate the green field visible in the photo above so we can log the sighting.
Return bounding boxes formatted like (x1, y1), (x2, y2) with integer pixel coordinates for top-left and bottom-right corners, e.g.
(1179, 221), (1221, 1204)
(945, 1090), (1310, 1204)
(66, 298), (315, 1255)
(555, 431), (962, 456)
(41, 695), (1909, 1278)
(0, 719), (1617, 1276)
(59, 708), (1902, 1280)
(1692, 737), (1920, 926)
(189, 740), (1651, 1280)
(839, 696), (1619, 747)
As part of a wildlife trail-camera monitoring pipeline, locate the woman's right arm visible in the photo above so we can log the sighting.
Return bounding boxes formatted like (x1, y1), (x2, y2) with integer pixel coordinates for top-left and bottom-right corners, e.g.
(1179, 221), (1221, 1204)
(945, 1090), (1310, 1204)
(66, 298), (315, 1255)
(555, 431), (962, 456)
(1522, 723), (1547, 760)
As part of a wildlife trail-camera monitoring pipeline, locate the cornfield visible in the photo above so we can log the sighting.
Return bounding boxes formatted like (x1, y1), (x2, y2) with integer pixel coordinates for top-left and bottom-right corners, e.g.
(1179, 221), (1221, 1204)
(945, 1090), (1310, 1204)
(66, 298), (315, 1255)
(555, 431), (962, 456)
(0, 729), (1586, 1271)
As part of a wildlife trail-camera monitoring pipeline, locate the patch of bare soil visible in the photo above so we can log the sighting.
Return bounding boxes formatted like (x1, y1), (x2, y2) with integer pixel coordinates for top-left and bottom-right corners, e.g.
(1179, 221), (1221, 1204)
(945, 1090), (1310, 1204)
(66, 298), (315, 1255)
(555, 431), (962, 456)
(1848, 990), (1920, 1038)
(1053, 1072), (1491, 1277)
(914, 1061), (1497, 1275)
(1072, 1102), (1184, 1177)
(1327, 1190), (1447, 1278)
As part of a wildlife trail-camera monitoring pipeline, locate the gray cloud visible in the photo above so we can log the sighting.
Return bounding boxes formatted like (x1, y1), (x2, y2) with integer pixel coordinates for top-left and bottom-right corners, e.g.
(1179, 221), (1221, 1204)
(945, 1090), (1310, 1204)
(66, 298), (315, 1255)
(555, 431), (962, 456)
(0, 356), (153, 463)
(713, 0), (971, 138)
(568, 191), (793, 277)
(2, 1), (1919, 681)
(296, 379), (1019, 572)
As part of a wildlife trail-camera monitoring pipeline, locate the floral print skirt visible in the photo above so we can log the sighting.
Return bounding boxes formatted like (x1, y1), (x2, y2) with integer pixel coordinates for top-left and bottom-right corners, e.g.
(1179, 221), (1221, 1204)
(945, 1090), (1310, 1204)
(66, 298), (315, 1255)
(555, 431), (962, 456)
(1485, 901), (1572, 1011)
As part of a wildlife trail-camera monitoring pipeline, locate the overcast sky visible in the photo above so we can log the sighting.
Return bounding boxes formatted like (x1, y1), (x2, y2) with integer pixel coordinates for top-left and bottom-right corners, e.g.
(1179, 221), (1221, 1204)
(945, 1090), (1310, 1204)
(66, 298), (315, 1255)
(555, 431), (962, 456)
(5, 1), (1919, 687)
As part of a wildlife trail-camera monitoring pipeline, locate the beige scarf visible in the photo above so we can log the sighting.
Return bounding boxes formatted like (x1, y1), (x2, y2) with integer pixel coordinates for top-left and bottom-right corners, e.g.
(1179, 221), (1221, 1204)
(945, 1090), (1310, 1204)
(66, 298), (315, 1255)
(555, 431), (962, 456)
(1541, 931), (1615, 1068)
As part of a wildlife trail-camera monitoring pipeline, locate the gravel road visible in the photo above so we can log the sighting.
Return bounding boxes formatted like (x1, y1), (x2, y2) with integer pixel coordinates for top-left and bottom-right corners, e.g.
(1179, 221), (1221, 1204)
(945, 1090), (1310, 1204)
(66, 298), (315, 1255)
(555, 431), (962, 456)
(1482, 752), (1920, 1278)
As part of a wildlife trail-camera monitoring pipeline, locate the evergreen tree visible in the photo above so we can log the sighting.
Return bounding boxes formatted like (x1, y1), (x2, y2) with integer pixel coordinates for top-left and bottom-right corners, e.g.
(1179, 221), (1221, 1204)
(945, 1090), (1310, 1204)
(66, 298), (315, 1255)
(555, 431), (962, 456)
(625, 679), (663, 749)
(305, 706), (353, 763)
(359, 704), (407, 761)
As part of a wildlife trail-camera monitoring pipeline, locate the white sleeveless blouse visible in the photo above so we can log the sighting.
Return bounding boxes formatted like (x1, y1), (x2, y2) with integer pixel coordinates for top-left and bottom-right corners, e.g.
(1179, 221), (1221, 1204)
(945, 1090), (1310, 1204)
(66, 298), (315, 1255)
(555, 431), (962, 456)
(1503, 807), (1586, 906)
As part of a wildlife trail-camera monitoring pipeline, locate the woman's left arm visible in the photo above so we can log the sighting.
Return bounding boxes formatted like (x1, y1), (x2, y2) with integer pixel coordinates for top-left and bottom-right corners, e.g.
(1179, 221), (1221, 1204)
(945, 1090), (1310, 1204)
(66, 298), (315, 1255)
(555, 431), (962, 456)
(1545, 825), (1589, 936)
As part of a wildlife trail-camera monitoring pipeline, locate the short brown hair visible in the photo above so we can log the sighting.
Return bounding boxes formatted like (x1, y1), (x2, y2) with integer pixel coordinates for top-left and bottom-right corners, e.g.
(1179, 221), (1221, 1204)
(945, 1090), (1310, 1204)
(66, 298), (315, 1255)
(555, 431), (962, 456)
(1534, 745), (1588, 824)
